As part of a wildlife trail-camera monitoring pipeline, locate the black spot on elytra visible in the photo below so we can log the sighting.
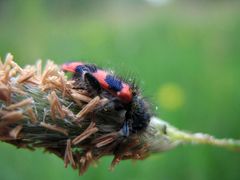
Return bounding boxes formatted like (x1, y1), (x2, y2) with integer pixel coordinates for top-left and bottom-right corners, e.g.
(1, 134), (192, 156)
(105, 75), (123, 92)
(84, 64), (97, 73)
(75, 65), (87, 75)
(75, 64), (97, 75)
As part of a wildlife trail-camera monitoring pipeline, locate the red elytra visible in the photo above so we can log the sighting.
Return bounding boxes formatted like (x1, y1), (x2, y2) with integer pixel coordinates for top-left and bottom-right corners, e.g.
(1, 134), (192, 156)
(62, 62), (133, 103)
(61, 62), (84, 73)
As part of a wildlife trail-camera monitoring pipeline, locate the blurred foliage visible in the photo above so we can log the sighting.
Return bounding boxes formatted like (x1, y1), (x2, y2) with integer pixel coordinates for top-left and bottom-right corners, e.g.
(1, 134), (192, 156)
(0, 1), (240, 180)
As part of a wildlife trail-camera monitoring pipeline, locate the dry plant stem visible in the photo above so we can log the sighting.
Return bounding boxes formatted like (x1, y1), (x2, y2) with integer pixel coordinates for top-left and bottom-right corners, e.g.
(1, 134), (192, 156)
(145, 117), (240, 153)
(0, 53), (239, 175)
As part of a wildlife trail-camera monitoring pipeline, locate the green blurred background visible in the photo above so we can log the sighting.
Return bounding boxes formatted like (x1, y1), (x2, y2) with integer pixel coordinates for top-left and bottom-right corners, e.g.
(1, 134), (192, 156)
(0, 0), (240, 179)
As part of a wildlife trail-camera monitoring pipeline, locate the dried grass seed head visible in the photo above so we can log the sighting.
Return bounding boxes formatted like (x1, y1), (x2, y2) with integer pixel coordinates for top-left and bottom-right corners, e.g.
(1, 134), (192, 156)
(0, 54), (150, 175)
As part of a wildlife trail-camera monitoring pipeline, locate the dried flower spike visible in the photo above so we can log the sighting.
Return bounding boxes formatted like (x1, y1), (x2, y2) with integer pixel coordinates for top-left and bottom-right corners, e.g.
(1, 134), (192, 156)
(0, 53), (239, 175)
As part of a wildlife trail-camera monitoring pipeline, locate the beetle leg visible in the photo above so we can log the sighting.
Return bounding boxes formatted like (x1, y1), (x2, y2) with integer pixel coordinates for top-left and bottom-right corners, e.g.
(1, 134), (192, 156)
(119, 120), (130, 137)
(83, 72), (102, 95)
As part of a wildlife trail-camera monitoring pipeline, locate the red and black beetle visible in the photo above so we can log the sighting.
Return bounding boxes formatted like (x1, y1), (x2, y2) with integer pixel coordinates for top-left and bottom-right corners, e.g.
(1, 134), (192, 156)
(62, 62), (151, 136)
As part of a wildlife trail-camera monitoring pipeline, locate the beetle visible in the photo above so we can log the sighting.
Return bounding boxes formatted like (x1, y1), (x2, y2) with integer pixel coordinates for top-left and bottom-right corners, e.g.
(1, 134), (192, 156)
(62, 62), (151, 136)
